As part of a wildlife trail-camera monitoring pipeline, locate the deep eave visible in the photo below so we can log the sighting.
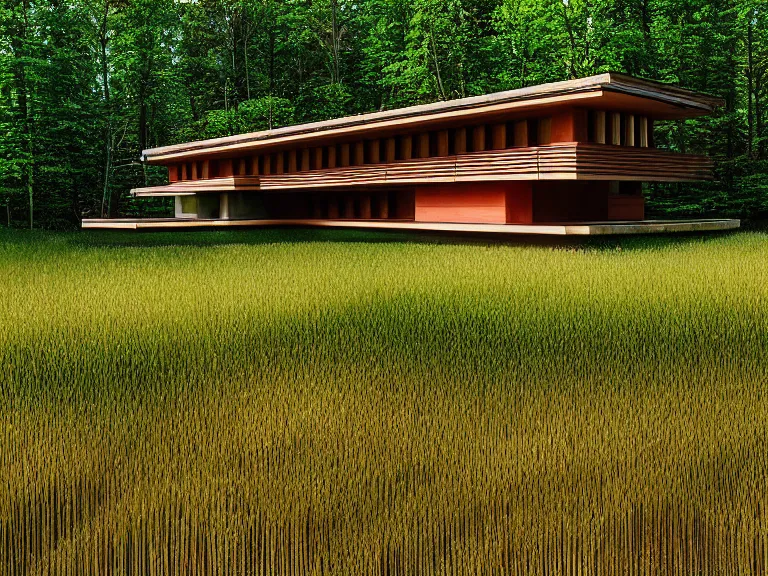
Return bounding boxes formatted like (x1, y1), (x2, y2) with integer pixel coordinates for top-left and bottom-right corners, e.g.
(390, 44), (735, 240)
(142, 73), (723, 164)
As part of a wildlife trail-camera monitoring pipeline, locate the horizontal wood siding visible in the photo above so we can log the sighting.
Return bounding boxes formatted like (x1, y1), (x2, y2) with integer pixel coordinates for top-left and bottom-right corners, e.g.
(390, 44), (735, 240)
(132, 145), (714, 197)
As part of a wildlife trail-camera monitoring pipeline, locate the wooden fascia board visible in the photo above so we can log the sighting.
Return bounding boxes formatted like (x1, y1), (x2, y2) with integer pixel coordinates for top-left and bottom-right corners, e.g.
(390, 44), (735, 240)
(143, 92), (608, 164)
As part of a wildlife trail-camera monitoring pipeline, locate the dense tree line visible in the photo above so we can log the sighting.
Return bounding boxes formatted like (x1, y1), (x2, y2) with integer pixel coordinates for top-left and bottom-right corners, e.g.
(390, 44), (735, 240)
(1, 0), (766, 229)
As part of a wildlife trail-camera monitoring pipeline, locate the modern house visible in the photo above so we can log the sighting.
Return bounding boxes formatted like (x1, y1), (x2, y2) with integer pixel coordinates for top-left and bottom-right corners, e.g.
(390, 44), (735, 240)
(83, 73), (739, 235)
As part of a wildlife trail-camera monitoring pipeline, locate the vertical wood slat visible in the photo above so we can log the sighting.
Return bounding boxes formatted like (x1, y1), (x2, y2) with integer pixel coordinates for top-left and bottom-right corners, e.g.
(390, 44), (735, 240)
(378, 193), (389, 219)
(261, 156), (271, 176)
(594, 111), (606, 144)
(343, 195), (355, 219)
(626, 114), (635, 147)
(327, 145), (337, 169)
(327, 195), (339, 219)
(288, 150), (297, 173)
(219, 159), (234, 177)
(301, 149), (310, 172)
(274, 153), (284, 175)
(237, 158), (247, 176)
(454, 128), (467, 154)
(202, 159), (210, 179)
(437, 130), (449, 156)
(401, 135), (413, 160)
(611, 113), (622, 145)
(418, 133), (430, 158)
(385, 138), (396, 163)
(492, 124), (506, 150)
(369, 139), (381, 164)
(313, 147), (323, 170)
(354, 141), (365, 165)
(538, 118), (552, 145)
(181, 163), (188, 180)
(514, 121), (528, 147)
(473, 126), (486, 152)
(639, 117), (649, 148)
(251, 156), (259, 176)
(360, 194), (372, 219)
(169, 165), (179, 182)
(191, 162), (199, 180)
(340, 143), (350, 167)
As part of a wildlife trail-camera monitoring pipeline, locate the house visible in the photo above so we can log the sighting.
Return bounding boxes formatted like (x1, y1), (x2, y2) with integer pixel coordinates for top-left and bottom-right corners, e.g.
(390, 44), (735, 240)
(83, 73), (739, 235)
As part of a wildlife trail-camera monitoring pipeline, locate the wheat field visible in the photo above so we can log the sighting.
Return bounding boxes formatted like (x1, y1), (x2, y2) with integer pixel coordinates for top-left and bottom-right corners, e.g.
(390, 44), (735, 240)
(1, 228), (767, 575)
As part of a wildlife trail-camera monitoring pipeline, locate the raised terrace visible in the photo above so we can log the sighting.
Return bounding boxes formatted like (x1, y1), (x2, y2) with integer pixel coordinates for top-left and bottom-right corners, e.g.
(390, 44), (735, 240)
(84, 73), (740, 235)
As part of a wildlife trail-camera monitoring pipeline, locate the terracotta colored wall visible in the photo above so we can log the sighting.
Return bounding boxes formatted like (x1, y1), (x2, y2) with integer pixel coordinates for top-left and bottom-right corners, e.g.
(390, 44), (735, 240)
(415, 183), (533, 224)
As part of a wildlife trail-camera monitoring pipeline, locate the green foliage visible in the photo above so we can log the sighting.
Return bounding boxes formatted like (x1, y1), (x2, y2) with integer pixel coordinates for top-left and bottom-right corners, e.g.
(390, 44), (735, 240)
(0, 0), (767, 227)
(1, 229), (767, 571)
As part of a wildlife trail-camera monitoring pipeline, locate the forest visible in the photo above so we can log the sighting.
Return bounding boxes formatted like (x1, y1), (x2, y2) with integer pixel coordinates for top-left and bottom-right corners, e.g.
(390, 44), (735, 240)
(1, 0), (767, 229)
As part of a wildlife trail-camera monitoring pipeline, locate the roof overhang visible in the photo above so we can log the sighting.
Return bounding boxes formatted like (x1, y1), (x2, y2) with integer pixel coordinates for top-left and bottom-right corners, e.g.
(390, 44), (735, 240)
(142, 73), (723, 165)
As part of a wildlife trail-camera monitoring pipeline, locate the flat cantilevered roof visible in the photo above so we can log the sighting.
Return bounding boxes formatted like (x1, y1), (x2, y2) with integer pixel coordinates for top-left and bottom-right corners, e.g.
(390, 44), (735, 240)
(142, 73), (723, 164)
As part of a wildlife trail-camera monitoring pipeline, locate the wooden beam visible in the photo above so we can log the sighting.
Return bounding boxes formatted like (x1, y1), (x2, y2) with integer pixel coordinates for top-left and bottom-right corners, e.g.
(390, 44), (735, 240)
(261, 156), (270, 176)
(327, 145), (337, 169)
(251, 156), (259, 176)
(340, 143), (350, 167)
(437, 130), (449, 156)
(201, 159), (210, 179)
(168, 165), (179, 183)
(274, 153), (284, 175)
(401, 135), (413, 160)
(454, 128), (467, 154)
(418, 132), (430, 158)
(354, 141), (364, 165)
(385, 138), (396, 163)
(288, 150), (297, 173)
(191, 162), (199, 180)
(313, 147), (323, 170)
(473, 126), (486, 152)
(513, 121), (528, 147)
(180, 163), (188, 180)
(492, 124), (506, 150)
(301, 149), (310, 172)
(237, 158), (247, 176)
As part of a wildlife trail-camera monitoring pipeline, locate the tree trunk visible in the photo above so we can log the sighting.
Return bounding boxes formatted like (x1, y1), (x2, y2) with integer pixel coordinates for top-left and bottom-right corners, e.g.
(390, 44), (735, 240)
(100, 2), (112, 218)
(747, 14), (754, 158)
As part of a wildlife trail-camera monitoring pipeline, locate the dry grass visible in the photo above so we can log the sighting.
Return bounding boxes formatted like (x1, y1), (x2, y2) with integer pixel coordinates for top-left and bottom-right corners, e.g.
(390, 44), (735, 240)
(1, 228), (767, 575)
